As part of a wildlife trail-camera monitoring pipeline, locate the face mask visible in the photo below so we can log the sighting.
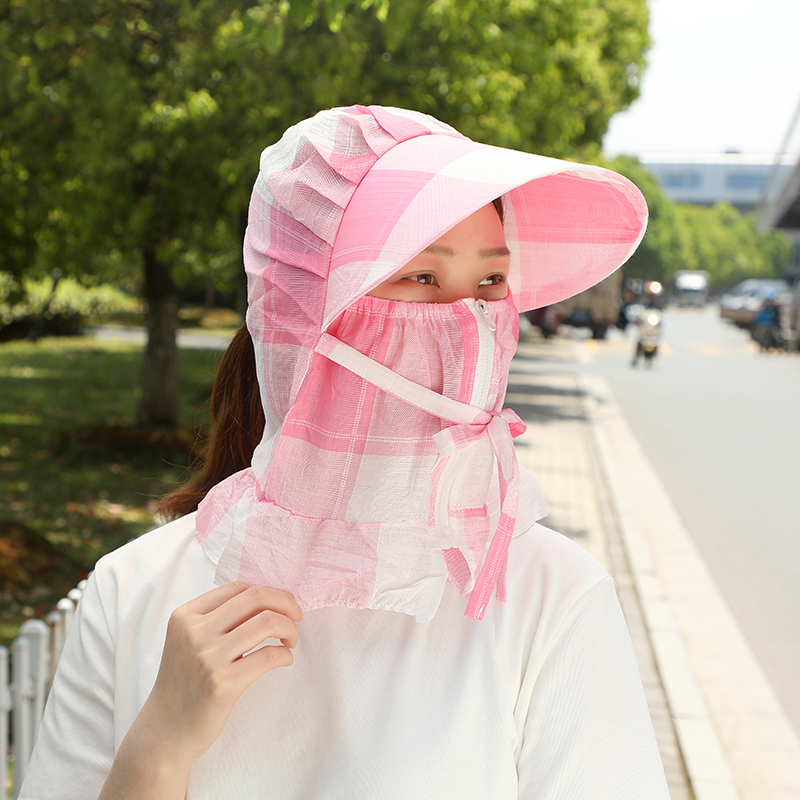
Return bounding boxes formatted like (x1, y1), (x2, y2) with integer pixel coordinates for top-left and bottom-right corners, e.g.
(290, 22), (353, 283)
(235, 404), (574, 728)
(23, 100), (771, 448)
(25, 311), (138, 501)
(197, 293), (545, 622)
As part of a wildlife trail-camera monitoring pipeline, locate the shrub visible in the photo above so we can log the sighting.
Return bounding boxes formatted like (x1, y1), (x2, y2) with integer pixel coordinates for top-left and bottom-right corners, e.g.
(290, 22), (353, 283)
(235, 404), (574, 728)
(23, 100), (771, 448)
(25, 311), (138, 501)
(0, 272), (138, 340)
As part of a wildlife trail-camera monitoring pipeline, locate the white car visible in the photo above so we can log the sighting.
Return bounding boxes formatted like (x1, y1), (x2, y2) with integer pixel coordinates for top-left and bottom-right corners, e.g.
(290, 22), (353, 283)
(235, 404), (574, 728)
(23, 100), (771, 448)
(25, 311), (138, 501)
(719, 279), (790, 327)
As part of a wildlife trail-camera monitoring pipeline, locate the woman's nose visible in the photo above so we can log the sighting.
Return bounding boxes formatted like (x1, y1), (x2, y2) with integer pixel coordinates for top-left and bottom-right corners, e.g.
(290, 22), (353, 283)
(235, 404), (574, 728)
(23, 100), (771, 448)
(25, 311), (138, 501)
(438, 280), (480, 304)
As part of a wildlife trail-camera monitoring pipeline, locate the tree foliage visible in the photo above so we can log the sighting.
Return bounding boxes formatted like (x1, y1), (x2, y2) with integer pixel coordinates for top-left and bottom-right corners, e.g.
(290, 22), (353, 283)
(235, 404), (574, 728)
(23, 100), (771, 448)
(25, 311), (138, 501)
(350, 0), (649, 158)
(608, 157), (687, 283)
(2, 0), (650, 425)
(674, 203), (793, 288)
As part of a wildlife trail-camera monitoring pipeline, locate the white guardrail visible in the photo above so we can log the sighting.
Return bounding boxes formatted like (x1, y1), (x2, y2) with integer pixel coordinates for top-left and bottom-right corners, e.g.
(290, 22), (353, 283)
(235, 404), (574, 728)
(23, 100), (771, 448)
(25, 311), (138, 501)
(1, 581), (86, 799)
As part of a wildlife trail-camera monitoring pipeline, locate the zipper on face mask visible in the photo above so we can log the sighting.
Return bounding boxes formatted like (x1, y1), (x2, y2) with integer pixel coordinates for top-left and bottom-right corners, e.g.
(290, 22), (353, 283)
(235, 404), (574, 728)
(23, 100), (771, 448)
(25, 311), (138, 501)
(475, 299), (497, 331)
(467, 299), (496, 409)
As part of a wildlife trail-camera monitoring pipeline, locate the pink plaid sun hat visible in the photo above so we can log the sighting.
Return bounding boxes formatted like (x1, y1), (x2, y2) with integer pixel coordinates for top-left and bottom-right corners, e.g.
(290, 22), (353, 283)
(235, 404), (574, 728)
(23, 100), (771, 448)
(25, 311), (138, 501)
(326, 112), (648, 326)
(245, 104), (648, 339)
(195, 105), (648, 622)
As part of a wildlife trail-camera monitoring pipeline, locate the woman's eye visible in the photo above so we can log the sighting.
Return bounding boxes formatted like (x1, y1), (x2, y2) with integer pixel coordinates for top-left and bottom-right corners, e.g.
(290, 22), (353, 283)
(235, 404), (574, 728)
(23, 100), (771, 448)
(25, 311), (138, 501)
(407, 273), (437, 285)
(479, 274), (506, 286)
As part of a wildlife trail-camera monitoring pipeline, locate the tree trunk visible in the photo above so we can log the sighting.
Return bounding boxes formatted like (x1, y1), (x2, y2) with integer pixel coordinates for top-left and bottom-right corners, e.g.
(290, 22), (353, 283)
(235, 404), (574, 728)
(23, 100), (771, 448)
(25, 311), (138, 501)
(204, 281), (216, 310)
(139, 247), (179, 428)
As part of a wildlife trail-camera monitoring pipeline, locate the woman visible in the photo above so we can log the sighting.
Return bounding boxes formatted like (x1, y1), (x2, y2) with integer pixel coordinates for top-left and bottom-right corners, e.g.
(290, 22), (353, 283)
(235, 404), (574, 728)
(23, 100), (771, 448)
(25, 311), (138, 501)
(21, 105), (667, 799)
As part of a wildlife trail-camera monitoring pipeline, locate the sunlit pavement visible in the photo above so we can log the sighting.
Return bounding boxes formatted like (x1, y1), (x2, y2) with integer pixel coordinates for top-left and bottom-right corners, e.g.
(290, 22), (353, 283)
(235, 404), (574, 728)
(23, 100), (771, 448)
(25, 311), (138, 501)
(510, 325), (800, 800)
(584, 335), (675, 358)
(574, 306), (800, 745)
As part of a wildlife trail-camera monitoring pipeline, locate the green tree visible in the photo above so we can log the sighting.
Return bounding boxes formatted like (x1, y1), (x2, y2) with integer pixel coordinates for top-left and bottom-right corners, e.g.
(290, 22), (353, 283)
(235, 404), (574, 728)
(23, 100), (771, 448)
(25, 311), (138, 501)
(676, 203), (793, 287)
(2, 0), (649, 427)
(609, 156), (687, 283)
(3, 0), (389, 425)
(344, 0), (649, 158)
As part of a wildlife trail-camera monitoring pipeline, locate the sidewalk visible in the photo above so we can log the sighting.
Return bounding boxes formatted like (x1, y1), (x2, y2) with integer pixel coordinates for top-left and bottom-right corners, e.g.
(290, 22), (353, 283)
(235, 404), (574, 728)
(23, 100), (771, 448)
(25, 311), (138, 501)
(509, 330), (800, 800)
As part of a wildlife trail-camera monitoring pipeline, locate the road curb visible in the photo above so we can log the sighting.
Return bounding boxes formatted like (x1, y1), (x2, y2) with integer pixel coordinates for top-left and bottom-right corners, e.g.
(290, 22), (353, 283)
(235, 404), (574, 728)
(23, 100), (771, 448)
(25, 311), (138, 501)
(579, 371), (800, 800)
(579, 373), (741, 800)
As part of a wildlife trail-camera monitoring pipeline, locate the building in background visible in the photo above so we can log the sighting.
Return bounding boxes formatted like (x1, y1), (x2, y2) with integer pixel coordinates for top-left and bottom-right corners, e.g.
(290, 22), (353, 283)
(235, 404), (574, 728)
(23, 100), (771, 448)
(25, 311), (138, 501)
(637, 101), (800, 335)
(641, 152), (798, 212)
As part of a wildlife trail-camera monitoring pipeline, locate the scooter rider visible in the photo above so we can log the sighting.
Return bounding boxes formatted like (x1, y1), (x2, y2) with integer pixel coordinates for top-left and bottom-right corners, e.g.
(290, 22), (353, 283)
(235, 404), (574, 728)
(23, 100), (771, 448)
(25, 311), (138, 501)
(631, 281), (663, 367)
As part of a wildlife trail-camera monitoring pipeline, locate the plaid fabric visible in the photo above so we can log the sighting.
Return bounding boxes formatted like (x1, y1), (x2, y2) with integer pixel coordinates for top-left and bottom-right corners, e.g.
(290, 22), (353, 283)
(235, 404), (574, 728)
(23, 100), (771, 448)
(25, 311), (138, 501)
(195, 105), (648, 621)
(199, 294), (544, 621)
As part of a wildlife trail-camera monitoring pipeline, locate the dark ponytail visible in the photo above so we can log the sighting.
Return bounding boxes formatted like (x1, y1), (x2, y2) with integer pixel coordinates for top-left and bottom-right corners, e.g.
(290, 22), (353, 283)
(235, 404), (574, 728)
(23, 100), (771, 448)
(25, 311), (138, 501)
(158, 324), (265, 519)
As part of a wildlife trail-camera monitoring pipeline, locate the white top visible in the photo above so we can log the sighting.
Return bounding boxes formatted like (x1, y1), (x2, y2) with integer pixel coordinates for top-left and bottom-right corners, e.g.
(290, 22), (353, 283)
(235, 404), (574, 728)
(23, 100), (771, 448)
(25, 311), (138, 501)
(20, 514), (669, 800)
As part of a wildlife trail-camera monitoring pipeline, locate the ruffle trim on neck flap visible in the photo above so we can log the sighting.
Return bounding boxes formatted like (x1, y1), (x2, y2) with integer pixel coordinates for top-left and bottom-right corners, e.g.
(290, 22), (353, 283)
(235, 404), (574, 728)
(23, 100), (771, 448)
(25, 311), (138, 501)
(196, 465), (545, 623)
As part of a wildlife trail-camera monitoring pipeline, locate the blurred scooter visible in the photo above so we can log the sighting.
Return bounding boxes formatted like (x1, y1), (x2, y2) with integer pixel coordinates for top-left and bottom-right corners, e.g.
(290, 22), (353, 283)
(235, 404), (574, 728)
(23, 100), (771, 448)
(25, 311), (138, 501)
(751, 296), (788, 351)
(631, 309), (662, 367)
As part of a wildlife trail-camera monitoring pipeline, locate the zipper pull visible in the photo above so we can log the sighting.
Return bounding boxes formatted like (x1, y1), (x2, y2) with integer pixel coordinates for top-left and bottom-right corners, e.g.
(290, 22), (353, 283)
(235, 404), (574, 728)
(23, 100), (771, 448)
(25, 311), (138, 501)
(476, 299), (497, 331)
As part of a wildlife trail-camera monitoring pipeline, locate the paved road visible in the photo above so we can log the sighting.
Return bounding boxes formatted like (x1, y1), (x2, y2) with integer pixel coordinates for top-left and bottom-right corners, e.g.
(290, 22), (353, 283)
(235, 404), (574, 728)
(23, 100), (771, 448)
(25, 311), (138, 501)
(91, 325), (233, 350)
(571, 306), (800, 737)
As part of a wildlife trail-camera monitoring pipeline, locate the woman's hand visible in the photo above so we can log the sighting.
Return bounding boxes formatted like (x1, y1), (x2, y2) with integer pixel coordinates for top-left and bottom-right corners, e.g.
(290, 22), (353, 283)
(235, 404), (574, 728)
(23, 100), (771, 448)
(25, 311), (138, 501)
(99, 581), (302, 800)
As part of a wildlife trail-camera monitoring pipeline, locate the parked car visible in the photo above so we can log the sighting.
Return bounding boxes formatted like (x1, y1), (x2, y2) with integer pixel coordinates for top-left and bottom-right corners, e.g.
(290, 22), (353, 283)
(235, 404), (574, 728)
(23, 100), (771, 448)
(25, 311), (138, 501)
(719, 279), (790, 328)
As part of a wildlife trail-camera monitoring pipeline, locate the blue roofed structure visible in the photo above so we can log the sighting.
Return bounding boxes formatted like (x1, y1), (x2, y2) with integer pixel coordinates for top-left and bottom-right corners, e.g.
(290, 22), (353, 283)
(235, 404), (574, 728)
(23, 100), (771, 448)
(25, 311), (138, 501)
(640, 153), (797, 213)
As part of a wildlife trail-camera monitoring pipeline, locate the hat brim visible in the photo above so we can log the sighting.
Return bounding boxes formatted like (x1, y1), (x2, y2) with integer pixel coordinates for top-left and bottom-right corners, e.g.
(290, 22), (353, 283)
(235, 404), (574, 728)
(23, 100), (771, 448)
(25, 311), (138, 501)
(325, 135), (647, 328)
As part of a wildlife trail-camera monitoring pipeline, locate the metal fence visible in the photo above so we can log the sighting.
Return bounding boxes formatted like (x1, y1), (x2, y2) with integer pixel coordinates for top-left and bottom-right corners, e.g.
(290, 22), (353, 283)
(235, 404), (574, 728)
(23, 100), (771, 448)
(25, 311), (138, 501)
(1, 581), (86, 800)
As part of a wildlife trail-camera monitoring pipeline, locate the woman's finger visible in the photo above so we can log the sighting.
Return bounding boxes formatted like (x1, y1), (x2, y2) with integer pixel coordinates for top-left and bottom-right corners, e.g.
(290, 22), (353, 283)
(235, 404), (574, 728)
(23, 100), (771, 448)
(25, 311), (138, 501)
(178, 580), (260, 616)
(168, 584), (302, 649)
(200, 584), (303, 638)
(217, 607), (300, 660)
(229, 642), (296, 691)
(194, 592), (300, 667)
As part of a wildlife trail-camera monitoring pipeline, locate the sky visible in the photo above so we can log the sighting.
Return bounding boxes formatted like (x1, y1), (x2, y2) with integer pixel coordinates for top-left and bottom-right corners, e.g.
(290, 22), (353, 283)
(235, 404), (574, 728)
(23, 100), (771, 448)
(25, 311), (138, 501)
(603, 0), (800, 157)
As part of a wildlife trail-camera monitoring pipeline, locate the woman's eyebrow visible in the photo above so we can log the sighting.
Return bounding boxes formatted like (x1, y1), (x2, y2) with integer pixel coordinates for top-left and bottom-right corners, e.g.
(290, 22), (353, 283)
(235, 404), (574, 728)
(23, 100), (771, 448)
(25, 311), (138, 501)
(423, 243), (456, 257)
(480, 247), (511, 258)
(422, 244), (511, 258)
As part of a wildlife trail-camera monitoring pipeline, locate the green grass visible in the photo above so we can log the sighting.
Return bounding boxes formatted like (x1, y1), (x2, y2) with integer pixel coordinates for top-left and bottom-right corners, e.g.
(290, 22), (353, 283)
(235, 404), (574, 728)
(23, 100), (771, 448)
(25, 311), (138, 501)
(0, 335), (226, 645)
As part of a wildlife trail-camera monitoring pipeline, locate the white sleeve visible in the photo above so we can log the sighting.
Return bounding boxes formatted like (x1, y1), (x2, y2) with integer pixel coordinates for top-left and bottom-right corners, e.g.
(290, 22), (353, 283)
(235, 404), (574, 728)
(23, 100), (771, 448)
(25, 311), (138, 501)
(516, 576), (670, 800)
(18, 569), (116, 800)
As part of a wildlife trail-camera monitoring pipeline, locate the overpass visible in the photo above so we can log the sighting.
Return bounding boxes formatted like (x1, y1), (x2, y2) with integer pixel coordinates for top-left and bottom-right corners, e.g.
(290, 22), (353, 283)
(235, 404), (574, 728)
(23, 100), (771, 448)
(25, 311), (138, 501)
(760, 159), (800, 231)
(759, 95), (800, 233)
(641, 152), (797, 213)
